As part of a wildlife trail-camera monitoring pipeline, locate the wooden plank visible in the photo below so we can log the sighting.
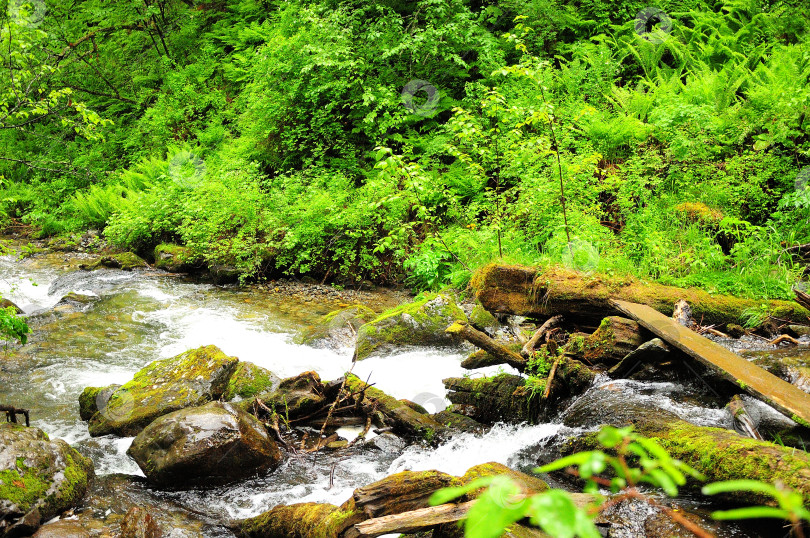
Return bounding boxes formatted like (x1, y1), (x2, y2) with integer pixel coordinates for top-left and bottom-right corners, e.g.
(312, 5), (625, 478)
(343, 501), (475, 538)
(610, 299), (810, 427)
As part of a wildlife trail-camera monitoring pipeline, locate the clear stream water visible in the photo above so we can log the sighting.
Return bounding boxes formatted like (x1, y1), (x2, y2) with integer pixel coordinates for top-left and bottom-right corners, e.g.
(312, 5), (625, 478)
(0, 250), (783, 536)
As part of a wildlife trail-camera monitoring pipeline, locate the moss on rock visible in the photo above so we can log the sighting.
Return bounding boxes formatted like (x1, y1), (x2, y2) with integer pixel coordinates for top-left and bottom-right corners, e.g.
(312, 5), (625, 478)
(355, 293), (466, 360)
(86, 345), (239, 437)
(223, 362), (280, 400)
(153, 243), (201, 273)
(238, 502), (361, 538)
(82, 252), (148, 271)
(295, 304), (377, 349)
(0, 424), (94, 527)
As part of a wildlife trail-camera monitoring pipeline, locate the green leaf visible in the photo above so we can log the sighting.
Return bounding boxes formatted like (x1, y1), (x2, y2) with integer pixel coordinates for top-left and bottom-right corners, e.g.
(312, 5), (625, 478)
(710, 506), (791, 520)
(702, 480), (780, 497)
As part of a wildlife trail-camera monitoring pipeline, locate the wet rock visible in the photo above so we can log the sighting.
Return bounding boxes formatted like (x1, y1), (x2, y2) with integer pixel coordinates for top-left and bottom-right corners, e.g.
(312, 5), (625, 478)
(0, 299), (22, 314)
(468, 302), (499, 334)
(85, 345), (239, 437)
(444, 374), (541, 424)
(81, 252), (147, 271)
(222, 361), (280, 401)
(362, 432), (407, 454)
(355, 293), (466, 360)
(745, 348), (810, 393)
(119, 506), (163, 538)
(209, 264), (240, 284)
(248, 371), (327, 420)
(238, 501), (363, 538)
(344, 374), (444, 441)
(561, 385), (680, 429)
(54, 293), (98, 312)
(564, 316), (645, 365)
(78, 384), (120, 421)
(430, 411), (486, 434)
(562, 401), (810, 505)
(460, 462), (549, 494)
(30, 520), (90, 538)
(726, 323), (746, 338)
(460, 343), (523, 370)
(128, 401), (282, 487)
(607, 338), (679, 380)
(296, 305), (377, 350)
(0, 424), (94, 533)
(446, 358), (595, 425)
(787, 324), (810, 338)
(153, 243), (200, 273)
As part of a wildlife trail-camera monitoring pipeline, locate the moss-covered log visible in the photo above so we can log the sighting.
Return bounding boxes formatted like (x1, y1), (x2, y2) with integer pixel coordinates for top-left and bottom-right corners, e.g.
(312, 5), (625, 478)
(563, 414), (810, 505)
(446, 321), (527, 371)
(563, 316), (645, 365)
(471, 264), (810, 326)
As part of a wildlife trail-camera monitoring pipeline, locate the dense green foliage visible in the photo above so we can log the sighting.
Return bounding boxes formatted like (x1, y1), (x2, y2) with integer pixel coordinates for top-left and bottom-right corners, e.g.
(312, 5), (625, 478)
(2, 0), (810, 296)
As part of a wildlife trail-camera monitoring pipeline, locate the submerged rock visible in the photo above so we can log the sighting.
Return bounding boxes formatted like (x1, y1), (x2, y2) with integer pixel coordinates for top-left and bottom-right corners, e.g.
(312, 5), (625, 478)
(119, 506), (163, 538)
(222, 361), (280, 401)
(745, 347), (810, 393)
(85, 345), (239, 437)
(153, 243), (201, 273)
(81, 252), (148, 271)
(355, 293), (466, 360)
(128, 401), (282, 487)
(30, 520), (90, 537)
(0, 424), (94, 534)
(296, 304), (377, 350)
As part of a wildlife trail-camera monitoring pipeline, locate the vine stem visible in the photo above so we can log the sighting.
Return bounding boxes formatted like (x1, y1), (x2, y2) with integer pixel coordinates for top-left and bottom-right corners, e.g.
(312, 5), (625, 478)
(538, 84), (572, 251)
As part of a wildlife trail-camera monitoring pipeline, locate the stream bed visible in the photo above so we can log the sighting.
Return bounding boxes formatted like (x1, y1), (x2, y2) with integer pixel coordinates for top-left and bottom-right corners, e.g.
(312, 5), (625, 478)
(0, 249), (798, 537)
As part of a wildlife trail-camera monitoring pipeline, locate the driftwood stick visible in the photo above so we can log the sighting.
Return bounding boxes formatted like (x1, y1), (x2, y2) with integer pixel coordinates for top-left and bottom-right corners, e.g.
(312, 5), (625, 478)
(1, 405), (30, 427)
(446, 321), (527, 371)
(521, 315), (563, 357)
(344, 501), (476, 538)
(541, 358), (560, 400)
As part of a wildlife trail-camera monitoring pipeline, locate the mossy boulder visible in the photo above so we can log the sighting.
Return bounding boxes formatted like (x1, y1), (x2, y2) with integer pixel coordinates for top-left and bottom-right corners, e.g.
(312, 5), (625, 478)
(85, 345), (239, 437)
(0, 299), (22, 314)
(444, 374), (542, 424)
(223, 362), (280, 401)
(78, 384), (120, 421)
(246, 371), (327, 420)
(238, 501), (363, 538)
(81, 252), (148, 271)
(562, 404), (810, 505)
(296, 305), (377, 350)
(128, 401), (282, 487)
(468, 302), (499, 334)
(564, 316), (645, 365)
(153, 243), (201, 273)
(55, 292), (98, 309)
(355, 293), (467, 360)
(0, 424), (94, 531)
(431, 410), (486, 434)
(460, 462), (549, 495)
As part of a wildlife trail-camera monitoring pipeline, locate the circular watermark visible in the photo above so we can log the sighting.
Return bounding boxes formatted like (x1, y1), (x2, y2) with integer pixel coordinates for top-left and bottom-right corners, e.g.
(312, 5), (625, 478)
(99, 388), (135, 423)
(411, 392), (446, 414)
(794, 166), (810, 193)
(634, 7), (672, 44)
(401, 79), (440, 118)
(168, 150), (206, 190)
(7, 0), (46, 28)
(562, 239), (600, 273)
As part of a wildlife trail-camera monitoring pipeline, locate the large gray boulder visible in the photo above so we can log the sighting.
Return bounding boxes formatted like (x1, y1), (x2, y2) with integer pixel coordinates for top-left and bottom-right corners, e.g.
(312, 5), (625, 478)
(85, 345), (239, 437)
(0, 424), (94, 535)
(128, 401), (282, 487)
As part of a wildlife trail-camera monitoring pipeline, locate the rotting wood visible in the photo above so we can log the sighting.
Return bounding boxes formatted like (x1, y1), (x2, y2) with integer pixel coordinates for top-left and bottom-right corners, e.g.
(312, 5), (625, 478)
(446, 320), (527, 371)
(343, 501), (475, 538)
(611, 299), (810, 427)
(521, 315), (563, 357)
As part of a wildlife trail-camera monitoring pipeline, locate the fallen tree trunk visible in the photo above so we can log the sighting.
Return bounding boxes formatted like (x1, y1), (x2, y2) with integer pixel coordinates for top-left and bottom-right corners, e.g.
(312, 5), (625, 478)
(612, 299), (810, 427)
(343, 502), (475, 538)
(471, 264), (810, 326)
(446, 321), (527, 371)
(521, 315), (563, 357)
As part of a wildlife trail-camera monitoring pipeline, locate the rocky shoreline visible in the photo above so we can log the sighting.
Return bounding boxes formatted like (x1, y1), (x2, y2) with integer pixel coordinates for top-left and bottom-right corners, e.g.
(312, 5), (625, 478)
(2, 242), (810, 537)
